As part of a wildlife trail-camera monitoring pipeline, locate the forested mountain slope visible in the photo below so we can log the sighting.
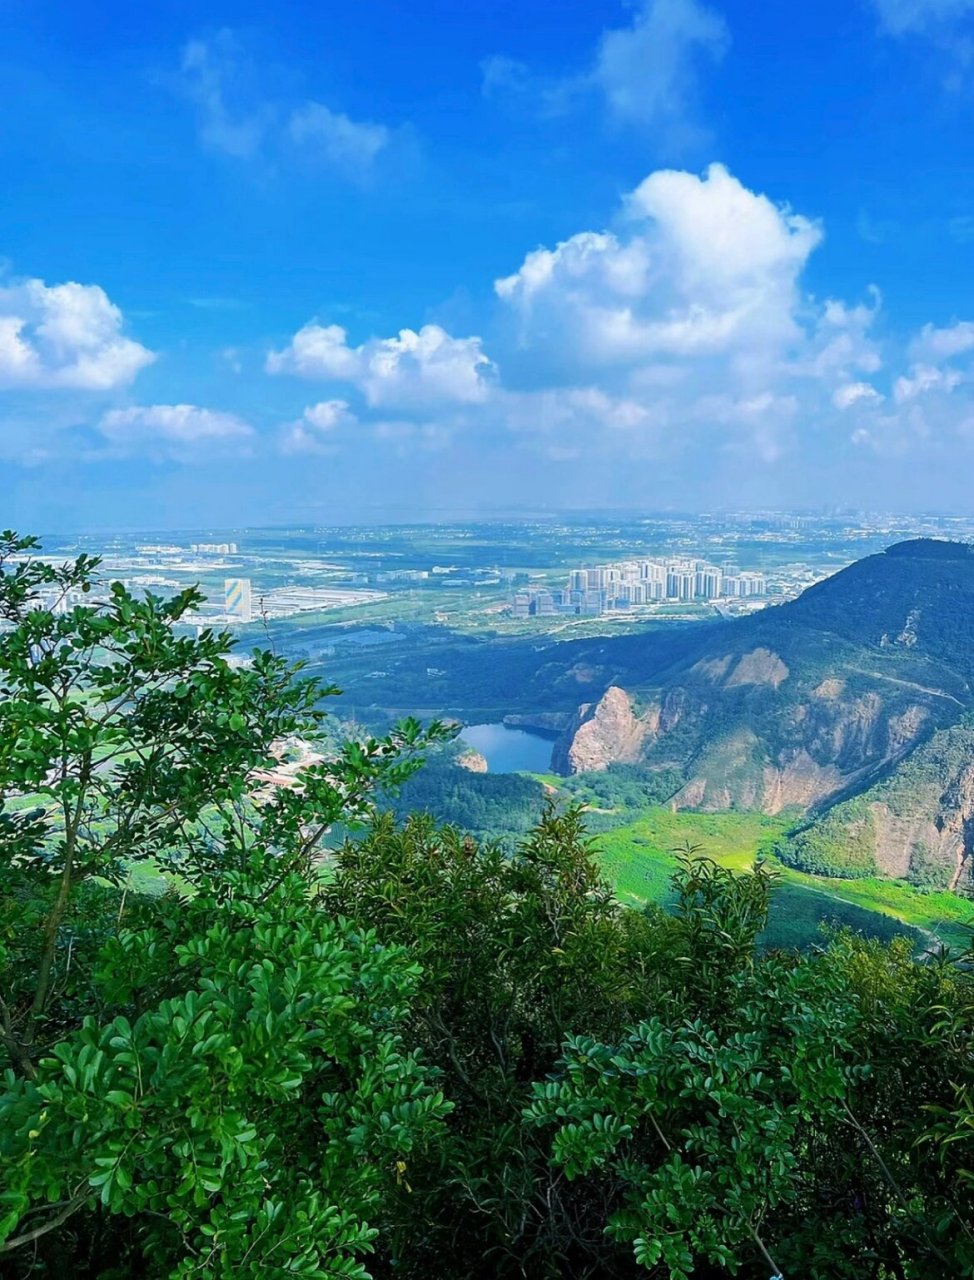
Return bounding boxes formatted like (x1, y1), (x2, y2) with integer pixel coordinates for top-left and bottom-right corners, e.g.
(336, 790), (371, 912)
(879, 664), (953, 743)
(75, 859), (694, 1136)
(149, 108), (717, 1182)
(545, 541), (970, 809)
(778, 719), (974, 891)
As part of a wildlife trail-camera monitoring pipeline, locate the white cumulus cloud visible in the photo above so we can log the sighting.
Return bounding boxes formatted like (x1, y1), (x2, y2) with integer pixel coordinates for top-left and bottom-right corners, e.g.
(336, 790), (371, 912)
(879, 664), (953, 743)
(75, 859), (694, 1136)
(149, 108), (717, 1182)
(267, 322), (495, 408)
(0, 278), (155, 390)
(491, 163), (893, 465)
(98, 404), (254, 458)
(496, 163), (821, 364)
(259, 162), (974, 475)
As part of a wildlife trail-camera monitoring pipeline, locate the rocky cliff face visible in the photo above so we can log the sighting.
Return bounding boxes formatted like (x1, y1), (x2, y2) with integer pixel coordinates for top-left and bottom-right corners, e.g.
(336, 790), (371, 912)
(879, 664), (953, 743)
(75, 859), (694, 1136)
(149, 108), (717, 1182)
(553, 644), (943, 817)
(778, 723), (974, 889)
(864, 755), (974, 888)
(553, 667), (974, 890)
(552, 686), (659, 774)
(494, 543), (974, 892)
(935, 761), (974, 890)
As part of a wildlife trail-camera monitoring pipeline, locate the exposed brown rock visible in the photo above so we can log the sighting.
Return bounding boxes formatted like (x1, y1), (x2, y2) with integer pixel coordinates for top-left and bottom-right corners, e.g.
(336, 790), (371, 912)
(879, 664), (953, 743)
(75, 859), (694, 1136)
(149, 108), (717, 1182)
(724, 647), (790, 689)
(556, 686), (658, 774)
(812, 677), (845, 699)
(456, 749), (489, 773)
(692, 655), (733, 682)
(760, 752), (846, 814)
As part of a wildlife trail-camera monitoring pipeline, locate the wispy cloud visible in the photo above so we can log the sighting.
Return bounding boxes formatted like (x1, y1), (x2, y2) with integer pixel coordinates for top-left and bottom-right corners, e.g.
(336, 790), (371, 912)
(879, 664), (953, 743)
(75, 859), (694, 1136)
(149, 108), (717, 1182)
(176, 29), (395, 180)
(482, 0), (728, 144)
(288, 103), (390, 178)
(97, 403), (254, 459)
(591, 0), (729, 133)
(871, 0), (974, 35)
(279, 399), (357, 454)
(187, 296), (253, 312)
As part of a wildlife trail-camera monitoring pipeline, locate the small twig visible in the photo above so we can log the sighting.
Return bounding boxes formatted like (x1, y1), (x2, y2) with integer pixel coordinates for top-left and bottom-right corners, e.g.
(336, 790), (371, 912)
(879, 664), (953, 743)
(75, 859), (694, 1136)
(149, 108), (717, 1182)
(649, 1113), (672, 1153)
(0, 1194), (87, 1254)
(747, 1220), (783, 1278)
(841, 1100), (957, 1267)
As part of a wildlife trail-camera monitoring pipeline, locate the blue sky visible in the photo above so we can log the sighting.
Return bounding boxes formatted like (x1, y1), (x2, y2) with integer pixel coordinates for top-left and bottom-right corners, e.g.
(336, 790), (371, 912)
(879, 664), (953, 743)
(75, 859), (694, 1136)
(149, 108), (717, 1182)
(3, 0), (974, 530)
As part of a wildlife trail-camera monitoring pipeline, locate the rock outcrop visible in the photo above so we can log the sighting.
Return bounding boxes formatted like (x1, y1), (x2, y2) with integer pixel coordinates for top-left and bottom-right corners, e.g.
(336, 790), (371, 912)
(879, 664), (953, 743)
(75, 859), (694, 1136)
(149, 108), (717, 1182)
(779, 723), (974, 888)
(553, 666), (938, 816)
(864, 754), (974, 888)
(456, 749), (488, 773)
(554, 686), (659, 775)
(491, 541), (974, 891)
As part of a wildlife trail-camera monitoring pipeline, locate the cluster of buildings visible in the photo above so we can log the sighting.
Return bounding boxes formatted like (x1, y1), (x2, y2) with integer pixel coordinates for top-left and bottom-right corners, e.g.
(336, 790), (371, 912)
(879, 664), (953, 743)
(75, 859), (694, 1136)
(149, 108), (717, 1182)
(191, 542), (238, 555)
(512, 558), (767, 618)
(21, 572), (385, 631)
(370, 566), (502, 587)
(25, 584), (104, 616)
(215, 578), (387, 624)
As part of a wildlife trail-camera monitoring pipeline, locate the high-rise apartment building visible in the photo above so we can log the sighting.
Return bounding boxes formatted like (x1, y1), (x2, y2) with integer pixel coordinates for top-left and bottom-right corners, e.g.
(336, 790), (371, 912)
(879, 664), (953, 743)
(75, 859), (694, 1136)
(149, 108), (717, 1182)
(550, 553), (767, 616)
(739, 573), (766, 597)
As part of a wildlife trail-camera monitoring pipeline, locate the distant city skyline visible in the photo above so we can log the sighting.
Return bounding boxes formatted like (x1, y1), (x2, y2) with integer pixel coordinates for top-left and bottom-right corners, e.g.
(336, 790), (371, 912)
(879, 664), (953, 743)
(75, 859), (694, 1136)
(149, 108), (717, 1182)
(22, 506), (974, 539)
(5, 1), (974, 528)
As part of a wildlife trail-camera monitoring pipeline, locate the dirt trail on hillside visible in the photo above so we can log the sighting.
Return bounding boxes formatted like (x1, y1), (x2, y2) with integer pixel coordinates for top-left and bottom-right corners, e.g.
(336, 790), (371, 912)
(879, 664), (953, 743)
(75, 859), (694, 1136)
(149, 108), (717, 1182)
(848, 669), (966, 708)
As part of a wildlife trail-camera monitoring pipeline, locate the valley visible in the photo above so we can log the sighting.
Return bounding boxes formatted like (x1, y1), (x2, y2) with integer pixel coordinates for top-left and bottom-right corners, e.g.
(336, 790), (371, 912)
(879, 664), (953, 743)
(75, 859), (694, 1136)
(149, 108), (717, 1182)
(591, 807), (972, 952)
(336, 532), (974, 951)
(28, 517), (974, 950)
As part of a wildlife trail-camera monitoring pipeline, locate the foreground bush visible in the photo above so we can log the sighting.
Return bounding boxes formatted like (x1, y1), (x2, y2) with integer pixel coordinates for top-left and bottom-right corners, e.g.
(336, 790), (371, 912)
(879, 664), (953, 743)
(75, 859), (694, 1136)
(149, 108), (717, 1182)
(0, 532), (450, 1275)
(1, 863), (450, 1277)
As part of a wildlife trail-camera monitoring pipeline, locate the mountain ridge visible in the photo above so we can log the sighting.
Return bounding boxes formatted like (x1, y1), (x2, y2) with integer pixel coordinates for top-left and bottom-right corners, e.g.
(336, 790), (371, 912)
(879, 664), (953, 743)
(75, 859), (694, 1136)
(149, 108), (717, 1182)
(537, 539), (974, 888)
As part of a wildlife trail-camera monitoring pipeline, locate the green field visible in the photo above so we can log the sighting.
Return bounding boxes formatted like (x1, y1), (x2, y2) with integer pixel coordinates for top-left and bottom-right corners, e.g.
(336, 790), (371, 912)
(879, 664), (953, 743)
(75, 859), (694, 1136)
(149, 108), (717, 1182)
(591, 807), (973, 953)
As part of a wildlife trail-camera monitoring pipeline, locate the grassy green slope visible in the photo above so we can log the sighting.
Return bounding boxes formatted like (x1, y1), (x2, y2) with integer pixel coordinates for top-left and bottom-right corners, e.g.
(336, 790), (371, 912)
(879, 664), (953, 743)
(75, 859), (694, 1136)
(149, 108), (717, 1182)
(592, 807), (973, 952)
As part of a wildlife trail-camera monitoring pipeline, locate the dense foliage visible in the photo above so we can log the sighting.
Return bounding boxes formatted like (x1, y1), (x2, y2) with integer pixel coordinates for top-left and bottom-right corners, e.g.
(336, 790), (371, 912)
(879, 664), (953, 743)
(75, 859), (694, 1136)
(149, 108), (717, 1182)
(381, 759), (685, 845)
(560, 764), (686, 831)
(777, 797), (880, 879)
(2, 532), (973, 1278)
(381, 758), (547, 840)
(0, 533), (452, 1276)
(323, 807), (660, 1277)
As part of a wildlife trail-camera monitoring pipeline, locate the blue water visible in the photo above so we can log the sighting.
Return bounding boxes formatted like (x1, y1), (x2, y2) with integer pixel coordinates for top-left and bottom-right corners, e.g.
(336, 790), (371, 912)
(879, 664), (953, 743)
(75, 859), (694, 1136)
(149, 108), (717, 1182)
(459, 723), (554, 773)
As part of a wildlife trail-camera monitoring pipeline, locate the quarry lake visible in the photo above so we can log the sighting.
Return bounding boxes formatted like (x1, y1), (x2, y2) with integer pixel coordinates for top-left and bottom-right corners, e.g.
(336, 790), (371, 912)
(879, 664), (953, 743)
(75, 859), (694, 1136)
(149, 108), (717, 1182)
(459, 723), (555, 773)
